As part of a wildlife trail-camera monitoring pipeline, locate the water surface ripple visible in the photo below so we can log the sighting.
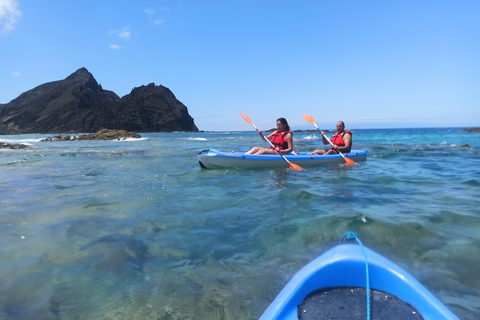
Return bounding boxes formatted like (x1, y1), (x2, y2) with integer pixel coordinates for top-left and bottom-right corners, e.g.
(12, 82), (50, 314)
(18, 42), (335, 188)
(0, 128), (479, 319)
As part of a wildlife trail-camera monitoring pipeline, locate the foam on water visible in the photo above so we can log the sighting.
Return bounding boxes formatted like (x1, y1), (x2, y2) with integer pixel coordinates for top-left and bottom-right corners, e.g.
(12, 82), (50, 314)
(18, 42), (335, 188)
(116, 137), (149, 142)
(295, 135), (320, 141)
(0, 138), (44, 144)
(182, 137), (208, 141)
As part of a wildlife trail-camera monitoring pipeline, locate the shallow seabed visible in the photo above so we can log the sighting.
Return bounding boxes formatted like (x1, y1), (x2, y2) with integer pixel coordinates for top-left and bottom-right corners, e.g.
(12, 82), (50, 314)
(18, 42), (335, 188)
(0, 128), (479, 320)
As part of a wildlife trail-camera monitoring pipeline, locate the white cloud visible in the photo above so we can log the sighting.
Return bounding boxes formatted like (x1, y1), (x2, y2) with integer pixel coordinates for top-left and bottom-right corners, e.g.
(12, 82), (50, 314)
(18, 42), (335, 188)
(110, 44), (121, 50)
(152, 18), (164, 26)
(145, 7), (167, 26)
(118, 28), (130, 39)
(109, 27), (130, 39)
(0, 0), (21, 35)
(144, 8), (155, 15)
(12, 71), (20, 76)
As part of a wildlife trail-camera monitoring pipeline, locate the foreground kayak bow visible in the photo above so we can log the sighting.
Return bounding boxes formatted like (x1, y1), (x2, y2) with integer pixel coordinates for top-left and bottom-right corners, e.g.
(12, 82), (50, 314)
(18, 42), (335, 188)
(260, 233), (459, 320)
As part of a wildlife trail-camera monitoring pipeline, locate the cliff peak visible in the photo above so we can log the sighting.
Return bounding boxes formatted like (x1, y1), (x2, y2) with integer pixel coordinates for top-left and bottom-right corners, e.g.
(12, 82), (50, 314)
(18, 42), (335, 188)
(0, 69), (198, 134)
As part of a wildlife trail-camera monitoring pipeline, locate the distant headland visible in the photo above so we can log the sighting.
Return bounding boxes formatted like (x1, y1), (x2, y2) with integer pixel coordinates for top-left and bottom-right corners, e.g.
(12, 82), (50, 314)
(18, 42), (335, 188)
(0, 68), (199, 134)
(463, 127), (480, 133)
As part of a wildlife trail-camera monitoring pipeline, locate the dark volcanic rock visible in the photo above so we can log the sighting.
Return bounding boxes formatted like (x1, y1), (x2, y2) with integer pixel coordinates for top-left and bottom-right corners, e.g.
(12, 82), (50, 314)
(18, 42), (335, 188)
(0, 142), (32, 150)
(41, 135), (76, 142)
(41, 129), (141, 141)
(0, 68), (199, 134)
(112, 83), (198, 132)
(76, 129), (141, 140)
(463, 127), (480, 133)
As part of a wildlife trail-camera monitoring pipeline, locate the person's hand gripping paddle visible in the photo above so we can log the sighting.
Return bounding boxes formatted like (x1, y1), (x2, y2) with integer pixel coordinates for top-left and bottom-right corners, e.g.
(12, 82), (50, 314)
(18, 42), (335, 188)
(302, 114), (358, 167)
(239, 113), (304, 171)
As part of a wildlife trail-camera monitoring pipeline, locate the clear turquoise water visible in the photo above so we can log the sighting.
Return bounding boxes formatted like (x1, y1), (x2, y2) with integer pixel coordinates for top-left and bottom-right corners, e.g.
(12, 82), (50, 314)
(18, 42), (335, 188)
(0, 128), (479, 320)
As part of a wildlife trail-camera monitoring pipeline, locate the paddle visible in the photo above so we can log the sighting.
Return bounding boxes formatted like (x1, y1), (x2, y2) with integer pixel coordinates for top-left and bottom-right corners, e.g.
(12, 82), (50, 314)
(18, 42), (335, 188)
(302, 114), (358, 167)
(239, 113), (304, 171)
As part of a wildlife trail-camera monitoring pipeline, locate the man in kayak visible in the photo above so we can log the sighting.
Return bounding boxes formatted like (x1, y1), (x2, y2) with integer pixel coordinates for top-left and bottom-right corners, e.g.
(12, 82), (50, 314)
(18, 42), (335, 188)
(245, 118), (294, 155)
(309, 121), (352, 155)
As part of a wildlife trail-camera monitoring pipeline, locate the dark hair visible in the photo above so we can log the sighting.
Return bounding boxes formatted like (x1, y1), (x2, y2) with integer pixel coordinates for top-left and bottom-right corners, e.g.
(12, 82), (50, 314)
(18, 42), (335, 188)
(277, 117), (290, 131)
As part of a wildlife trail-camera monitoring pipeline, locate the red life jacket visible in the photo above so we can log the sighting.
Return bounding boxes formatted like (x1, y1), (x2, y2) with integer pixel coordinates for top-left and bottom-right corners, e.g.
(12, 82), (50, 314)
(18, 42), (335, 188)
(271, 130), (292, 150)
(330, 130), (351, 150)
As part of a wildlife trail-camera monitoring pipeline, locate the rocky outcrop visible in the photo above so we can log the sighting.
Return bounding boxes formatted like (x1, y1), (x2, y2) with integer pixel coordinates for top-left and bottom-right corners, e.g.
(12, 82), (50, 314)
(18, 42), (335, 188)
(112, 83), (198, 133)
(0, 142), (32, 150)
(41, 129), (141, 142)
(463, 127), (480, 133)
(77, 129), (141, 140)
(0, 68), (199, 134)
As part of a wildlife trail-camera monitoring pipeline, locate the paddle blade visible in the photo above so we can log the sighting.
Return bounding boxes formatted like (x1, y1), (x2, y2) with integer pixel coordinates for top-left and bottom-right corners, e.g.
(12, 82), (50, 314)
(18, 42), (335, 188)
(239, 113), (253, 125)
(344, 157), (358, 167)
(302, 114), (315, 125)
(289, 162), (305, 171)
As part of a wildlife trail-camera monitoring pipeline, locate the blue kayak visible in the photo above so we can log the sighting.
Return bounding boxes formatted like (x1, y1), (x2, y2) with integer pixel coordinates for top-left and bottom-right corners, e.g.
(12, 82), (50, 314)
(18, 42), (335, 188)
(260, 234), (459, 320)
(198, 149), (367, 169)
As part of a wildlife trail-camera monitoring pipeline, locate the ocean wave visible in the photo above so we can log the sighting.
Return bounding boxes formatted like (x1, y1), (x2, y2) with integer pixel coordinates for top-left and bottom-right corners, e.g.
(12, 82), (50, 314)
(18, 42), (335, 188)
(182, 137), (208, 141)
(0, 138), (43, 144)
(295, 135), (319, 141)
(115, 137), (149, 142)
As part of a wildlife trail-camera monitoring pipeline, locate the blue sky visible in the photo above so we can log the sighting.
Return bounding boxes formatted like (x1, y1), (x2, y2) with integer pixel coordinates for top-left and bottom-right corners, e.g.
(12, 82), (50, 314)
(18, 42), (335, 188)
(1, 0), (479, 131)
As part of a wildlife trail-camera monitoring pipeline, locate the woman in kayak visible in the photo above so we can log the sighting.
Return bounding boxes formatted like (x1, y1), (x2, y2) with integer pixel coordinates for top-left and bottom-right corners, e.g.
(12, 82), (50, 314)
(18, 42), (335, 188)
(309, 121), (352, 155)
(245, 118), (294, 155)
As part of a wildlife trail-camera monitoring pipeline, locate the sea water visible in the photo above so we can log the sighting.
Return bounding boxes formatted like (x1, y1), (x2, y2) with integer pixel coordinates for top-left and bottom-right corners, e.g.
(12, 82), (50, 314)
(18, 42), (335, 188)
(0, 128), (479, 320)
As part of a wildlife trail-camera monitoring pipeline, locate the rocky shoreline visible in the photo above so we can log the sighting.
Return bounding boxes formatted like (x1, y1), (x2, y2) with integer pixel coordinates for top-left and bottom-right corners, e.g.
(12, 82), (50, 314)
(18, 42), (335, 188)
(1, 128), (478, 150)
(0, 142), (33, 150)
(0, 129), (142, 150)
(41, 129), (142, 142)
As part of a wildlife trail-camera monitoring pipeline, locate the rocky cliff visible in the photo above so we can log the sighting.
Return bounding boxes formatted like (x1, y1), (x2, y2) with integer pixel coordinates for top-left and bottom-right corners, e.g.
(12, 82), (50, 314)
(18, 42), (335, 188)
(0, 68), (199, 134)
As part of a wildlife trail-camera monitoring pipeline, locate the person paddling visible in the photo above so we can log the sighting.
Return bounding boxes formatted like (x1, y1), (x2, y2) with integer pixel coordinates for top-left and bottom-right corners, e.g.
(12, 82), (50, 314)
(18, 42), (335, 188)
(309, 121), (352, 155)
(246, 118), (294, 155)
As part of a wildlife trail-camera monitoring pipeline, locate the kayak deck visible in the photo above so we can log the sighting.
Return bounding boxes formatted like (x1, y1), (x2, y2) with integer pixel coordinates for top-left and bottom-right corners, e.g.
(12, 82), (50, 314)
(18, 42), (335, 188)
(198, 149), (367, 169)
(299, 287), (422, 320)
(260, 243), (458, 320)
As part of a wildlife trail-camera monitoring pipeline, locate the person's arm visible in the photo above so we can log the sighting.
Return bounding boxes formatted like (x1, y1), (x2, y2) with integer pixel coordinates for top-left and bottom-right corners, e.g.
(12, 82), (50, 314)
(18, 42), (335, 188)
(321, 131), (329, 145)
(257, 130), (269, 141)
(262, 130), (275, 142)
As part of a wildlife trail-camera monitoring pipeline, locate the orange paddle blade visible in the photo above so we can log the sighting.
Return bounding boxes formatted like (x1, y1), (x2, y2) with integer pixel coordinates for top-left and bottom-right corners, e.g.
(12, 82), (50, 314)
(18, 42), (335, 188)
(289, 162), (305, 171)
(343, 157), (358, 167)
(302, 114), (315, 125)
(239, 113), (253, 125)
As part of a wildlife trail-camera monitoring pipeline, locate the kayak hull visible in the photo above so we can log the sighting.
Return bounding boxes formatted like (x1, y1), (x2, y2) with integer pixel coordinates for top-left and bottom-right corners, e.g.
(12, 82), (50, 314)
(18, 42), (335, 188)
(198, 149), (367, 169)
(260, 244), (458, 320)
